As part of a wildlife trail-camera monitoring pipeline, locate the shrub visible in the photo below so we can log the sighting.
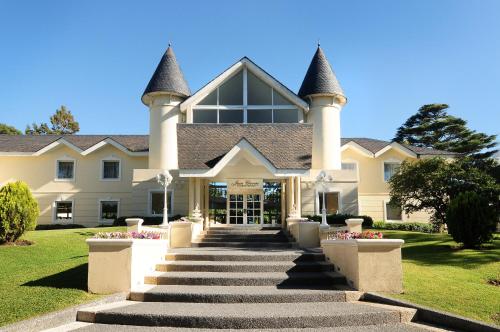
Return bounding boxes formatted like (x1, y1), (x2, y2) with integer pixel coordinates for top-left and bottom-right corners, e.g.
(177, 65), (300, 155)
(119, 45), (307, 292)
(372, 221), (434, 233)
(113, 215), (183, 226)
(0, 181), (39, 243)
(305, 214), (373, 228)
(446, 191), (497, 248)
(35, 224), (85, 230)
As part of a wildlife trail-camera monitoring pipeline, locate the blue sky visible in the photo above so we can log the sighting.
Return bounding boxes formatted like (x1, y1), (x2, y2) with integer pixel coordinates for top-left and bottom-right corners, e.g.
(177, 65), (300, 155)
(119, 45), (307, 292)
(0, 0), (498, 140)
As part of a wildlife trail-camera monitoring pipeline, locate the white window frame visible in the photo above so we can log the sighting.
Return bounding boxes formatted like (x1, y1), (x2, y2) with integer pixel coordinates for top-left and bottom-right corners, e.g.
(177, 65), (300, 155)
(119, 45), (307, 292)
(148, 189), (174, 217)
(55, 156), (76, 182)
(53, 199), (75, 224)
(382, 159), (402, 182)
(100, 156), (121, 181)
(192, 67), (300, 124)
(341, 159), (359, 180)
(98, 198), (120, 224)
(383, 199), (404, 222)
(315, 188), (343, 215)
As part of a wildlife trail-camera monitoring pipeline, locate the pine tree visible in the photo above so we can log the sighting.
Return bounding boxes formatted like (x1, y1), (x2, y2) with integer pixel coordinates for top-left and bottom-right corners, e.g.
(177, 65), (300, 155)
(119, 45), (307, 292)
(393, 104), (497, 159)
(25, 106), (80, 135)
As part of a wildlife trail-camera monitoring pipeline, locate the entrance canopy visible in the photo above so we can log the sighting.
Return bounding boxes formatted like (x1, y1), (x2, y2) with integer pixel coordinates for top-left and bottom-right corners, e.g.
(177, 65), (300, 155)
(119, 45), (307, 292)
(177, 123), (312, 178)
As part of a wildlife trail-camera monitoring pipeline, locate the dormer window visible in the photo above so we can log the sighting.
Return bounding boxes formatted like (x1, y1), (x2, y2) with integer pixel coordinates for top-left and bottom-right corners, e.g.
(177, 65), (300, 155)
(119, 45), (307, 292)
(192, 68), (299, 124)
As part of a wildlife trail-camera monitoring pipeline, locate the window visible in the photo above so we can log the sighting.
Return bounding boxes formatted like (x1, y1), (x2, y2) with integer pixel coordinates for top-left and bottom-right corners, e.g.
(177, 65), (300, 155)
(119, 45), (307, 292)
(384, 162), (400, 182)
(193, 109), (217, 123)
(385, 202), (403, 221)
(192, 68), (300, 124)
(55, 201), (73, 222)
(341, 162), (357, 171)
(318, 192), (340, 214)
(99, 200), (119, 222)
(273, 109), (298, 123)
(102, 160), (120, 180)
(149, 191), (173, 216)
(56, 160), (74, 180)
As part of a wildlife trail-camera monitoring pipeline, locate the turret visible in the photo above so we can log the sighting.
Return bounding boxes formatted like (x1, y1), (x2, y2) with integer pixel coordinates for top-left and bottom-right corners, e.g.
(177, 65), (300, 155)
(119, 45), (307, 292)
(299, 46), (346, 170)
(142, 45), (190, 170)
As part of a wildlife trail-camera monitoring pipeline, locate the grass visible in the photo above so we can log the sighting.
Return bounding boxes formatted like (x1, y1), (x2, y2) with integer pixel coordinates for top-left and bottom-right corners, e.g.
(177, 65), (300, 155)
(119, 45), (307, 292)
(0, 226), (125, 326)
(380, 230), (500, 325)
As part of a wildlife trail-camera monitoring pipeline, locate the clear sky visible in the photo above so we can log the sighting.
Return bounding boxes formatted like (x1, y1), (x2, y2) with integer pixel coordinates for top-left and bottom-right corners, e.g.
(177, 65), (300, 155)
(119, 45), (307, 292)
(0, 0), (498, 140)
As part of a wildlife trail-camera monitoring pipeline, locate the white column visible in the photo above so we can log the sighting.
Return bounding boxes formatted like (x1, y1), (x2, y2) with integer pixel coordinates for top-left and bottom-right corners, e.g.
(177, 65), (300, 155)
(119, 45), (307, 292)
(188, 177), (194, 214)
(295, 176), (301, 217)
(195, 178), (202, 210)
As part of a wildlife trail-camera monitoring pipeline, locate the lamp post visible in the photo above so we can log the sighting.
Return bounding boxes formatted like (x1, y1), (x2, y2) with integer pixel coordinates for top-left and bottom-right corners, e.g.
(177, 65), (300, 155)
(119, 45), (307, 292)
(316, 170), (333, 229)
(156, 170), (173, 228)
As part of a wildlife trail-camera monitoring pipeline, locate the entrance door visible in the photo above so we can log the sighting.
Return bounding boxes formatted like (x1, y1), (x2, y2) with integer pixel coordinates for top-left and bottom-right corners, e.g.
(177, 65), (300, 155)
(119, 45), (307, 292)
(227, 193), (263, 225)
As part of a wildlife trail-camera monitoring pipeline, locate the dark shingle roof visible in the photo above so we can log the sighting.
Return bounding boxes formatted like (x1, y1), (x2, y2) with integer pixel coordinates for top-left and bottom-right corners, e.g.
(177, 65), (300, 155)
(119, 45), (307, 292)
(142, 46), (190, 103)
(342, 138), (458, 156)
(0, 134), (455, 158)
(298, 46), (344, 99)
(0, 135), (149, 153)
(177, 124), (313, 170)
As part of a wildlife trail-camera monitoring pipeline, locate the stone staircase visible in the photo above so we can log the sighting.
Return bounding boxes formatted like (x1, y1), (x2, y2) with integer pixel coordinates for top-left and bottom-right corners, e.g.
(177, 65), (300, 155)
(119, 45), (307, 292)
(72, 226), (443, 331)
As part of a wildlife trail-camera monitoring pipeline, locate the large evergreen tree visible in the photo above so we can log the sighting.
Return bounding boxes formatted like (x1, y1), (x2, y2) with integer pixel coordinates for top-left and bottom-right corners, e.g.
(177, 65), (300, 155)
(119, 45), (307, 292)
(393, 104), (497, 159)
(0, 123), (22, 135)
(25, 106), (80, 135)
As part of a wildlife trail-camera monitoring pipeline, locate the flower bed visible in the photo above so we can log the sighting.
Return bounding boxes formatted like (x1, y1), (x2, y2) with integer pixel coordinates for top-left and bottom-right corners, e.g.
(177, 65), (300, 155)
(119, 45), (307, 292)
(93, 231), (163, 240)
(327, 230), (383, 241)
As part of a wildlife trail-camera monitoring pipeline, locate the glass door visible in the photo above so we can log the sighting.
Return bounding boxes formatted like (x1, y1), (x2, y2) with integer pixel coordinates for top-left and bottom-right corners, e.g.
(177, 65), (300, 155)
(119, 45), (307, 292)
(246, 194), (262, 225)
(227, 193), (263, 225)
(228, 194), (244, 224)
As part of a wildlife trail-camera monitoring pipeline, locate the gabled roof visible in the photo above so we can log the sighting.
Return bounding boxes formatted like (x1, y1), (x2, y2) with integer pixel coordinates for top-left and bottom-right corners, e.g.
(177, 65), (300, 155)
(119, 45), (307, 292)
(142, 46), (191, 104)
(180, 57), (309, 112)
(176, 124), (313, 170)
(341, 138), (458, 158)
(298, 46), (344, 99)
(0, 135), (148, 156)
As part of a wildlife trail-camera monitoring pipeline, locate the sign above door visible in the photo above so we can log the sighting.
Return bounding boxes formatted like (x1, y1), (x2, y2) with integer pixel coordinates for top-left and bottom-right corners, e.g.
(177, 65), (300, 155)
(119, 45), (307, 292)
(227, 179), (263, 192)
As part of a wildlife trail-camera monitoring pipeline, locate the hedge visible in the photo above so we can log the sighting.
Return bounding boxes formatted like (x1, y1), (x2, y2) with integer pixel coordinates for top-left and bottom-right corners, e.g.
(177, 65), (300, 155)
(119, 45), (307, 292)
(372, 221), (434, 233)
(304, 214), (373, 228)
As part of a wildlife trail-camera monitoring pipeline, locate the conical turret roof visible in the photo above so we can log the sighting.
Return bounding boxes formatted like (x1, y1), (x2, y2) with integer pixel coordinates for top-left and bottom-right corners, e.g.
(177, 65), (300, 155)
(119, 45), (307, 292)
(298, 46), (344, 99)
(142, 46), (191, 104)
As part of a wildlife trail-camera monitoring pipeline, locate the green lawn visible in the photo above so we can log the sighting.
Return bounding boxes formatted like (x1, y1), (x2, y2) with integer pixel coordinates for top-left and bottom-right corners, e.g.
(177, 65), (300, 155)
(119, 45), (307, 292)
(380, 230), (500, 325)
(0, 227), (125, 326)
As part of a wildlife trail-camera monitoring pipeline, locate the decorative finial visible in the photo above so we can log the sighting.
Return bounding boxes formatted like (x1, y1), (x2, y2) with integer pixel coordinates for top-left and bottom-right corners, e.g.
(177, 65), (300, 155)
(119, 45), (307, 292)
(317, 39), (321, 47)
(168, 41), (172, 47)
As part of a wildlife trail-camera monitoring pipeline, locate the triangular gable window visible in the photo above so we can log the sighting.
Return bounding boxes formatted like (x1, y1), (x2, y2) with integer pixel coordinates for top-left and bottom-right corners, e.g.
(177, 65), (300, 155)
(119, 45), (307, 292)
(192, 67), (299, 124)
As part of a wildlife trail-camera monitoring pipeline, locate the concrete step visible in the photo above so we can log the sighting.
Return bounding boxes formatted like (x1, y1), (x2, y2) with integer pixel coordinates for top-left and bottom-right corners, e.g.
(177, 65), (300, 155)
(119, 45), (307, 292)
(62, 322), (445, 332)
(144, 271), (346, 286)
(200, 235), (289, 242)
(192, 241), (295, 248)
(204, 230), (283, 235)
(77, 301), (416, 329)
(155, 260), (334, 273)
(129, 285), (360, 303)
(165, 249), (326, 262)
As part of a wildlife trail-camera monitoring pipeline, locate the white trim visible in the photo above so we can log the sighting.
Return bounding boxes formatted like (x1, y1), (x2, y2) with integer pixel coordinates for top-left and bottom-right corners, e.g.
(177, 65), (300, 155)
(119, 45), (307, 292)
(147, 189), (174, 217)
(52, 199), (75, 224)
(81, 138), (148, 157)
(375, 142), (417, 158)
(315, 188), (343, 215)
(178, 139), (310, 178)
(54, 155), (76, 182)
(35, 139), (83, 156)
(180, 58), (309, 113)
(383, 199), (403, 222)
(382, 158), (402, 182)
(340, 142), (374, 158)
(100, 155), (122, 181)
(98, 198), (120, 224)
